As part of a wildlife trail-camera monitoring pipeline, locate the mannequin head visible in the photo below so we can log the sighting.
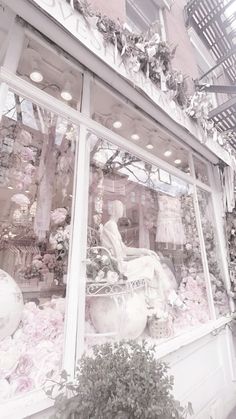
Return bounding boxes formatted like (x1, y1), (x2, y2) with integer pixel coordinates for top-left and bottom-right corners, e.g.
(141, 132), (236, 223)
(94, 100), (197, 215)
(109, 200), (124, 220)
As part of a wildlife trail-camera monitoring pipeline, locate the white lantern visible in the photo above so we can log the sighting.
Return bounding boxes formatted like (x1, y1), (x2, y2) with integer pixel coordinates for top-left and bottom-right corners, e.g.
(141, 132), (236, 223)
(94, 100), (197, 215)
(0, 270), (24, 341)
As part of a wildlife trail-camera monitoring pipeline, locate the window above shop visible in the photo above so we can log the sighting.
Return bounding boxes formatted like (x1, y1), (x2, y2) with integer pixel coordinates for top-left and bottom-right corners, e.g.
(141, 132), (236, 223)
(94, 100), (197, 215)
(126, 0), (161, 33)
(17, 35), (83, 110)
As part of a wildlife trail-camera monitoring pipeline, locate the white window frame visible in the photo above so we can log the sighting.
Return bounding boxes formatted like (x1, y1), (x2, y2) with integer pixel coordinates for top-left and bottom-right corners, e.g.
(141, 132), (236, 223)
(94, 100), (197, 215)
(0, 22), (233, 419)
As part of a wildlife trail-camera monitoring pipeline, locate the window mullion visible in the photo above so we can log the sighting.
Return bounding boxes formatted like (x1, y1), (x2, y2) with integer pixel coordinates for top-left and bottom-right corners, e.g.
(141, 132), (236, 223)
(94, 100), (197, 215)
(62, 125), (90, 375)
(63, 71), (92, 375)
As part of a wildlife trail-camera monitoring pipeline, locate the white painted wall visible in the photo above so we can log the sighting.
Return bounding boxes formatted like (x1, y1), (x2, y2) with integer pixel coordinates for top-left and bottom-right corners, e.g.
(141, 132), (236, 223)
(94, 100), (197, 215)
(27, 329), (236, 419)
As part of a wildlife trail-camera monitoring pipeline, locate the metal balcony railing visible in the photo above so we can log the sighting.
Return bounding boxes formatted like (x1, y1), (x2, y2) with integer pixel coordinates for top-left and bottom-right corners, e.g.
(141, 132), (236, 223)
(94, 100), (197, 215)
(185, 0), (236, 84)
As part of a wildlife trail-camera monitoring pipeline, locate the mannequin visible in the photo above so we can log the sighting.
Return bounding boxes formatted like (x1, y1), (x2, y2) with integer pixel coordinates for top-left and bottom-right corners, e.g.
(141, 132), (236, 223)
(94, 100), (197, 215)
(101, 200), (183, 310)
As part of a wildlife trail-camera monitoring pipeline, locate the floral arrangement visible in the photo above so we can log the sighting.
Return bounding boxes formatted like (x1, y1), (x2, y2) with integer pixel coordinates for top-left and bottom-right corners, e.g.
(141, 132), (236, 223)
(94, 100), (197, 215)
(174, 274), (209, 331)
(86, 247), (124, 284)
(65, 0), (187, 107)
(47, 340), (193, 419)
(63, 1), (236, 154)
(185, 92), (213, 120)
(0, 299), (65, 400)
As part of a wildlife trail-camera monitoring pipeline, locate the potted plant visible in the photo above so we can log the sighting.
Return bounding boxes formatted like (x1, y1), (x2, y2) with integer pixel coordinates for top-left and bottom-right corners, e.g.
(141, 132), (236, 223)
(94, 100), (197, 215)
(47, 340), (193, 418)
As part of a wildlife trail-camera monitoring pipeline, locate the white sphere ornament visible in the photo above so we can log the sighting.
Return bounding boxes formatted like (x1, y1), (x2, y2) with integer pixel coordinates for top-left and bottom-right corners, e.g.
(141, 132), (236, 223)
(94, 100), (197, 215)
(0, 270), (24, 341)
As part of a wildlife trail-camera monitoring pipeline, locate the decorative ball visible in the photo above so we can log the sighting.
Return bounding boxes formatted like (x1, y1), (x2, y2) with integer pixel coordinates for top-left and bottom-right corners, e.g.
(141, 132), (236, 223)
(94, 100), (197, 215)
(0, 270), (24, 341)
(89, 288), (147, 339)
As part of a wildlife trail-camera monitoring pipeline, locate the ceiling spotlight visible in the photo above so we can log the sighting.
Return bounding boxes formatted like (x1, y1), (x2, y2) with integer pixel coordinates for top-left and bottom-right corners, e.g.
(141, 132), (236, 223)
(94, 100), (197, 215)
(146, 132), (155, 150)
(27, 49), (43, 83)
(61, 81), (73, 101)
(146, 142), (154, 150)
(25, 190), (30, 194)
(131, 133), (140, 141)
(113, 120), (122, 129)
(111, 104), (123, 129)
(174, 159), (182, 165)
(60, 71), (76, 102)
(7, 186), (13, 190)
(164, 150), (172, 157)
(130, 118), (141, 141)
(30, 70), (43, 83)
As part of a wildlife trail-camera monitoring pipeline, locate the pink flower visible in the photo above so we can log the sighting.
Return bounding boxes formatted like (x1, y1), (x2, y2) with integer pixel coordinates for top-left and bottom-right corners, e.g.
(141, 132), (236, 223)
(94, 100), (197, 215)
(51, 208), (67, 225)
(32, 259), (43, 270)
(24, 163), (35, 175)
(15, 354), (33, 376)
(20, 147), (34, 161)
(10, 376), (34, 395)
(22, 174), (32, 186)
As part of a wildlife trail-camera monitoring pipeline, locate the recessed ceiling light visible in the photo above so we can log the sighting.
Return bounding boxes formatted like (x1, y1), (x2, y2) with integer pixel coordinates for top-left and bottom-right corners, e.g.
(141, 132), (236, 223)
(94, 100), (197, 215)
(113, 120), (122, 129)
(25, 190), (30, 194)
(146, 143), (154, 150)
(61, 90), (72, 101)
(7, 186), (13, 190)
(174, 159), (182, 165)
(30, 70), (43, 83)
(164, 150), (172, 157)
(61, 78), (73, 101)
(131, 133), (140, 141)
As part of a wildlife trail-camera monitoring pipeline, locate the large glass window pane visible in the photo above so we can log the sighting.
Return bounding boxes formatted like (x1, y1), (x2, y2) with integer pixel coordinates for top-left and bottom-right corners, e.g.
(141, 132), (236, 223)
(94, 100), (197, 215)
(197, 188), (229, 317)
(0, 90), (78, 399)
(85, 136), (210, 350)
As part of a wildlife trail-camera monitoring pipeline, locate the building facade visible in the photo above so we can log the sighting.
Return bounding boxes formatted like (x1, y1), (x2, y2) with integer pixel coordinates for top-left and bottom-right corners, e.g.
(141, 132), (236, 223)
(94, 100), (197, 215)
(0, 1), (235, 418)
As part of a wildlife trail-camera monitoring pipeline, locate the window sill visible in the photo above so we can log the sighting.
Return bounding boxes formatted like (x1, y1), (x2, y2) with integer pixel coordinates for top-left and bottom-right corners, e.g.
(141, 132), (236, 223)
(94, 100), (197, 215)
(0, 316), (232, 419)
(154, 316), (232, 359)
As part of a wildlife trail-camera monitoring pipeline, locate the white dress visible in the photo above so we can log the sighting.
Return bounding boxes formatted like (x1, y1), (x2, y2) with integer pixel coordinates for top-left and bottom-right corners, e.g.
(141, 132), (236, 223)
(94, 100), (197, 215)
(101, 220), (174, 307)
(156, 195), (186, 245)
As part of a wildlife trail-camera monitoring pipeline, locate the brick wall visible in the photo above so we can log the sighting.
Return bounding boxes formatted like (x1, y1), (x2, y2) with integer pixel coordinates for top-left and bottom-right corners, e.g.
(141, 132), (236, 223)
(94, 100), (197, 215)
(164, 0), (200, 92)
(89, 0), (126, 21)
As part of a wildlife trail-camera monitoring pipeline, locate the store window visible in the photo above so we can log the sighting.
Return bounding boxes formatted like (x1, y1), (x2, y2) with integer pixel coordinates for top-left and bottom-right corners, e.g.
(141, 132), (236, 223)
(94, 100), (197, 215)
(17, 36), (83, 110)
(92, 81), (191, 174)
(0, 89), (78, 399)
(84, 135), (211, 350)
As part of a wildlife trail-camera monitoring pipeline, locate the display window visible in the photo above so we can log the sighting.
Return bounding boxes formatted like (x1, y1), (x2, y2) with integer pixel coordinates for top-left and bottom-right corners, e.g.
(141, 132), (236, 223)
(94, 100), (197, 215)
(0, 89), (78, 400)
(85, 136), (212, 350)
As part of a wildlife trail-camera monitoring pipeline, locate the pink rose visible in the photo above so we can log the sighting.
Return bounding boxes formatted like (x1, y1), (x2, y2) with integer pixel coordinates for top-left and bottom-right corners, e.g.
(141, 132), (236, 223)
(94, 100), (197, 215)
(22, 174), (32, 186)
(21, 147), (34, 161)
(24, 163), (35, 175)
(10, 376), (34, 395)
(15, 354), (33, 376)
